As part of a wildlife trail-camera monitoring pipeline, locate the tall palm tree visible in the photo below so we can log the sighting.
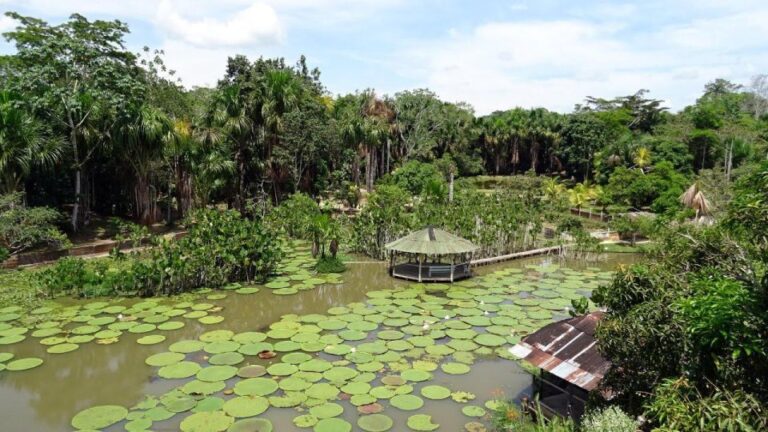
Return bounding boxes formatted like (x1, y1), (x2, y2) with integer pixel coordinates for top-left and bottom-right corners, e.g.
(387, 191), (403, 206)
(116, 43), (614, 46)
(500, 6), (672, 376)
(0, 91), (62, 194)
(119, 104), (171, 224)
(199, 85), (256, 212)
(261, 69), (303, 200)
(361, 92), (394, 191)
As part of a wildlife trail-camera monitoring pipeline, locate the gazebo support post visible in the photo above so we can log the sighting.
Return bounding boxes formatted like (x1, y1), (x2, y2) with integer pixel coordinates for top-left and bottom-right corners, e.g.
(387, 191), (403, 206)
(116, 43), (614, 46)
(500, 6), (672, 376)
(450, 255), (455, 282)
(418, 254), (423, 282)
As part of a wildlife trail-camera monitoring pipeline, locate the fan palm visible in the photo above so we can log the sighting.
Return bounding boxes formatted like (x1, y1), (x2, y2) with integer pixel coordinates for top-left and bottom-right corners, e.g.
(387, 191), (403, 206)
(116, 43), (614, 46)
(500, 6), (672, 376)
(680, 182), (712, 221)
(0, 91), (62, 194)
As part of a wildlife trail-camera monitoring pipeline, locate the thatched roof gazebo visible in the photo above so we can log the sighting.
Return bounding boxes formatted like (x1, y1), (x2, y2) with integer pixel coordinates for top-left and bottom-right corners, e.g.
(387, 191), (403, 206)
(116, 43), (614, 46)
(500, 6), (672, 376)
(385, 227), (479, 282)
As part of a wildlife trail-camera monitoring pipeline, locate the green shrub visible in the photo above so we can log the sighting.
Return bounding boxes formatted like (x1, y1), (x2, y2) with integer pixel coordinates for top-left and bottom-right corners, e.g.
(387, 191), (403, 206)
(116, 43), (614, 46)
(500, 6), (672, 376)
(266, 193), (321, 240)
(127, 209), (281, 296)
(0, 192), (69, 255)
(581, 406), (637, 432)
(315, 255), (345, 273)
(646, 378), (767, 432)
(38, 209), (281, 297)
(380, 160), (445, 196)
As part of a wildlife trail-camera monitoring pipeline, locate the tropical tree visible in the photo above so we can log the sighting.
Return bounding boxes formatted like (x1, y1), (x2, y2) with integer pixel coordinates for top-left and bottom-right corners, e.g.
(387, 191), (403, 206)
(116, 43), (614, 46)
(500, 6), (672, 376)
(3, 12), (146, 230)
(198, 85), (256, 212)
(118, 104), (171, 224)
(0, 90), (62, 193)
(633, 146), (652, 172)
(679, 182), (712, 222)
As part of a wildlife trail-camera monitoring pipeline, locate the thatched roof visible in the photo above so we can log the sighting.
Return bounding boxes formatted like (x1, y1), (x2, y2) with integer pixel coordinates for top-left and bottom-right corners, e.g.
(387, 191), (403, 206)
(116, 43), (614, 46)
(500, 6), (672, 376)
(385, 227), (479, 255)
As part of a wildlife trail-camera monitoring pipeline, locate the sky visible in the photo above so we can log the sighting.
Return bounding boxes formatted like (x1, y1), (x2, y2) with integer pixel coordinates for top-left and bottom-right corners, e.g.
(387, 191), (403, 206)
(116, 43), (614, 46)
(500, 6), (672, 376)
(1, 0), (766, 115)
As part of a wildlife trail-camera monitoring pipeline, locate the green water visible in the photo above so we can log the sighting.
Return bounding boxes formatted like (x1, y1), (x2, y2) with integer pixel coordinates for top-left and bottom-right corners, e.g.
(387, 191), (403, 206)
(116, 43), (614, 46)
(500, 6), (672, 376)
(0, 254), (637, 431)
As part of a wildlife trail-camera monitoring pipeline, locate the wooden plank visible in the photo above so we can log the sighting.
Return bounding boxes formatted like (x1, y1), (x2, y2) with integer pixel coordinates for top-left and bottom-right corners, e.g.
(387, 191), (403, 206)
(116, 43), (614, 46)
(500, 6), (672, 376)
(470, 245), (563, 266)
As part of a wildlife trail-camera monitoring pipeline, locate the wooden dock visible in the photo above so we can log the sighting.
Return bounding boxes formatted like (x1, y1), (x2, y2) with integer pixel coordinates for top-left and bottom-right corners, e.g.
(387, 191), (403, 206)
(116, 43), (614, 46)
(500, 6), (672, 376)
(470, 245), (563, 266)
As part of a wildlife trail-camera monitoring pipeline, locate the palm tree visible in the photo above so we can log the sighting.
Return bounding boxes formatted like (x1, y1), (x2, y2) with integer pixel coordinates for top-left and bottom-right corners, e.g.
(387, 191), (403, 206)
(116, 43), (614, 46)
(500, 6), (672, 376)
(361, 91), (394, 191)
(119, 104), (171, 224)
(680, 182), (712, 222)
(262, 69), (303, 200)
(0, 91), (62, 194)
(543, 178), (566, 207)
(568, 183), (592, 216)
(633, 147), (651, 172)
(199, 85), (255, 212)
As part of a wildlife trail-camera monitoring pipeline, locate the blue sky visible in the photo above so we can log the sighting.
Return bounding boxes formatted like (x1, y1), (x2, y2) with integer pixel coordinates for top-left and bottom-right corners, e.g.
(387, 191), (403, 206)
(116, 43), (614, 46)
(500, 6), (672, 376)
(1, 0), (766, 114)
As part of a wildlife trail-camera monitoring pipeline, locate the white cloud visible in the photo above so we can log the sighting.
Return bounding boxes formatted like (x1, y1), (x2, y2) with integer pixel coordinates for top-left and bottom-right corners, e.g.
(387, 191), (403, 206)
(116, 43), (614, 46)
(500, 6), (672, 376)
(155, 0), (283, 48)
(402, 8), (768, 115)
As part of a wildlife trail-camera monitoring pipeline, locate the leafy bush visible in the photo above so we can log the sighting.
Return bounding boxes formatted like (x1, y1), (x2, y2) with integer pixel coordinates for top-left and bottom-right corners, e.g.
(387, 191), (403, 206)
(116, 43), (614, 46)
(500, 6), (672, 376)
(315, 255), (345, 273)
(36, 257), (89, 297)
(581, 406), (637, 432)
(605, 161), (687, 211)
(266, 193), (321, 240)
(0, 192), (68, 256)
(379, 160), (445, 196)
(38, 209), (281, 297)
(646, 378), (767, 432)
(128, 209), (281, 296)
(352, 184), (550, 260)
(609, 215), (655, 245)
(489, 399), (575, 431)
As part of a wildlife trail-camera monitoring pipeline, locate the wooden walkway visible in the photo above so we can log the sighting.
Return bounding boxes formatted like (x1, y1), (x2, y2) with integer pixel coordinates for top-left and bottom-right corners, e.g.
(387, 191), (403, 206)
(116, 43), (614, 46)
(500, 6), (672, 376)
(470, 245), (563, 266)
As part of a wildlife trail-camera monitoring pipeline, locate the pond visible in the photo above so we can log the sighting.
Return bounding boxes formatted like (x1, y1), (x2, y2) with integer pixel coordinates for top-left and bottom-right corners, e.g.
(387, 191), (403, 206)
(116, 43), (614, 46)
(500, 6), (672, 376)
(0, 250), (638, 432)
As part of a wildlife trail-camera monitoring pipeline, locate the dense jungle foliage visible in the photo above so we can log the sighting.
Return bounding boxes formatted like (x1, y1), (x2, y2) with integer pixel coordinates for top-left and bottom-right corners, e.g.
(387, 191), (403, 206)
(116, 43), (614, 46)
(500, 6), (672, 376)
(0, 12), (765, 244)
(592, 161), (768, 431)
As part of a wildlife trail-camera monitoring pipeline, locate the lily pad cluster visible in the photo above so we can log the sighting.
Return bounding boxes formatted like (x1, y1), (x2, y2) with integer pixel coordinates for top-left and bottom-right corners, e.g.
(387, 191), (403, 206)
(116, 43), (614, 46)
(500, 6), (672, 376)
(68, 262), (611, 431)
(1, 243), (345, 370)
(265, 245), (343, 296)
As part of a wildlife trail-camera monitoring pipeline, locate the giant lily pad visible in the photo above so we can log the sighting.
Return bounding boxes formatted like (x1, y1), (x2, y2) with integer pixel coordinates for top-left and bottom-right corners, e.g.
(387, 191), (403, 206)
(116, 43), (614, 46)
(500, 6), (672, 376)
(180, 410), (234, 432)
(390, 394), (424, 411)
(357, 414), (393, 432)
(306, 383), (340, 400)
(441, 362), (471, 375)
(309, 402), (344, 419)
(137, 334), (166, 345)
(222, 396), (269, 418)
(473, 334), (506, 347)
(197, 365), (238, 382)
(170, 340), (206, 353)
(47, 343), (79, 354)
(421, 385), (451, 400)
(234, 378), (278, 397)
(71, 405), (128, 430)
(159, 361), (202, 379)
(146, 352), (186, 367)
(228, 418), (273, 432)
(407, 414), (439, 431)
(6, 357), (43, 371)
(462, 405), (486, 417)
(313, 418), (351, 432)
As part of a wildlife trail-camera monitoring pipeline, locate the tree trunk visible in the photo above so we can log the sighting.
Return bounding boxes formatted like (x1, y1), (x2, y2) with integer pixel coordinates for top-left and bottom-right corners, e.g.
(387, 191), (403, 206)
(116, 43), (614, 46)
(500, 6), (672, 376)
(70, 127), (82, 232)
(448, 172), (454, 203)
(72, 167), (81, 231)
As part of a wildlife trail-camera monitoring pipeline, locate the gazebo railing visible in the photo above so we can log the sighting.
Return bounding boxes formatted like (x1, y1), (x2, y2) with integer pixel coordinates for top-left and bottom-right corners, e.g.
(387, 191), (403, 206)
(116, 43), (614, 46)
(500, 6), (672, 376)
(390, 262), (472, 282)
